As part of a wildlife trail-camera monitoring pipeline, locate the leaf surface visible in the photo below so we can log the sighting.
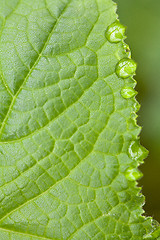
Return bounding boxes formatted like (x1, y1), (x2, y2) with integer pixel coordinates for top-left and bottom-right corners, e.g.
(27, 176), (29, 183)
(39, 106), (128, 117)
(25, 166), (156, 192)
(0, 0), (157, 239)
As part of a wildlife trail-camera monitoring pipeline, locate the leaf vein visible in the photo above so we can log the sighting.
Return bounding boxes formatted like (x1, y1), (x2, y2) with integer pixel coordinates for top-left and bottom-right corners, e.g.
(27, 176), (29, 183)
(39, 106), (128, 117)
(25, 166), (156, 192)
(0, 0), (72, 139)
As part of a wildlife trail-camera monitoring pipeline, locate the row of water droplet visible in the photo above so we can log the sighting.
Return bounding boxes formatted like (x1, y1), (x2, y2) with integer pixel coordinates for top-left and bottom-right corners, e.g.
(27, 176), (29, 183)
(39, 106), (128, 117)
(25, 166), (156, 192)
(105, 21), (148, 181)
(106, 20), (137, 99)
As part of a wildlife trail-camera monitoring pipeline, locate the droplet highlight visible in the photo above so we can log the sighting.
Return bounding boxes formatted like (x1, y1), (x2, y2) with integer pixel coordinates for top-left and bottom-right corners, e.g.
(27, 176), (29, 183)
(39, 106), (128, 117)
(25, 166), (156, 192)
(105, 20), (125, 43)
(116, 58), (137, 79)
(128, 140), (148, 162)
(121, 87), (137, 99)
(125, 167), (143, 181)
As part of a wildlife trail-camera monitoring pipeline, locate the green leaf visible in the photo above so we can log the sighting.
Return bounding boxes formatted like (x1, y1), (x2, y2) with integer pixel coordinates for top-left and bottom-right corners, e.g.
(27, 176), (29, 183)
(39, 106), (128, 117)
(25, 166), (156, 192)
(0, 0), (158, 239)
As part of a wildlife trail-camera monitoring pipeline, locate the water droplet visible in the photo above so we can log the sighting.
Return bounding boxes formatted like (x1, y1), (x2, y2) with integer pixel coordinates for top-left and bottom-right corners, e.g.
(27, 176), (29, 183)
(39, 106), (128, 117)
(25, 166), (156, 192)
(128, 140), (148, 162)
(123, 43), (131, 58)
(144, 222), (160, 239)
(105, 20), (125, 43)
(116, 58), (137, 79)
(125, 167), (143, 181)
(133, 101), (141, 112)
(121, 87), (137, 99)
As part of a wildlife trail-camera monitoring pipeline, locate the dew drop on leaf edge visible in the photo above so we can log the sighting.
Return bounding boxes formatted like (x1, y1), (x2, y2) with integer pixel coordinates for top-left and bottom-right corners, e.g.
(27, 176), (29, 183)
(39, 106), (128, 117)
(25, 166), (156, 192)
(128, 140), (148, 162)
(133, 101), (141, 113)
(121, 86), (137, 99)
(105, 20), (125, 43)
(116, 58), (137, 79)
(144, 221), (160, 239)
(123, 42), (131, 58)
(125, 167), (143, 181)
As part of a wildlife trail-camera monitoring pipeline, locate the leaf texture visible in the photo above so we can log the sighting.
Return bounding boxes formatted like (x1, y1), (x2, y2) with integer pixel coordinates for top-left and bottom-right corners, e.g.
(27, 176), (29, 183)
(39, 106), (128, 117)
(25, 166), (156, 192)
(0, 0), (157, 239)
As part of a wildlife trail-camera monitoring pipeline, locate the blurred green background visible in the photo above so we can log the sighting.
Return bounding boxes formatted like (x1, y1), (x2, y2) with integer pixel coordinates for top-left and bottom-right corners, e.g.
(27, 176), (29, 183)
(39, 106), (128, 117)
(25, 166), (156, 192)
(114, 0), (160, 221)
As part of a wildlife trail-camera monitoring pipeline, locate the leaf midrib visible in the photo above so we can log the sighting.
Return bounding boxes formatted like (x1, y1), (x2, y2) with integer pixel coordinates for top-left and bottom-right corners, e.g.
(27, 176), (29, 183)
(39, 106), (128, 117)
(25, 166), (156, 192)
(0, 0), (72, 140)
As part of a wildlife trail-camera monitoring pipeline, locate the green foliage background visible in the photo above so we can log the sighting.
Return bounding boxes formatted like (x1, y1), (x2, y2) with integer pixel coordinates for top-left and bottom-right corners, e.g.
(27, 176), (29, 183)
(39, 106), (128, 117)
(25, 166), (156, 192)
(115, 0), (160, 221)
